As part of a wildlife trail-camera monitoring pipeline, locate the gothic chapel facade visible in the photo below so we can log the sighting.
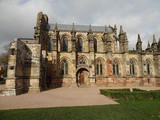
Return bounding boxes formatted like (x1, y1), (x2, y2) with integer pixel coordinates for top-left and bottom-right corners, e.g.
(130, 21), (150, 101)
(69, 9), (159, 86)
(4, 12), (160, 95)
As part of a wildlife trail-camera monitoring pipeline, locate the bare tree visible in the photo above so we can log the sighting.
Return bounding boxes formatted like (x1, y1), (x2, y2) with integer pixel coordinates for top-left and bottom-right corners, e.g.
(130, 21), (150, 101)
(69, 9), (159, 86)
(0, 43), (10, 77)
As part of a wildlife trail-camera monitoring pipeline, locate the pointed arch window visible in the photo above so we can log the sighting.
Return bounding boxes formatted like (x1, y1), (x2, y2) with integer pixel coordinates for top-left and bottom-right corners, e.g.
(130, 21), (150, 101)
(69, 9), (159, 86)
(94, 39), (97, 52)
(146, 62), (150, 75)
(113, 60), (119, 75)
(96, 60), (103, 75)
(77, 38), (82, 52)
(61, 60), (68, 75)
(130, 61), (135, 75)
(48, 39), (53, 51)
(62, 37), (68, 52)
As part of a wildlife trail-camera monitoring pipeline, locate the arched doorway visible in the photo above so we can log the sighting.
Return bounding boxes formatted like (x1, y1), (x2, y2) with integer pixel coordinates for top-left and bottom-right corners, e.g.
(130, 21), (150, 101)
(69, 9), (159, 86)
(76, 68), (89, 86)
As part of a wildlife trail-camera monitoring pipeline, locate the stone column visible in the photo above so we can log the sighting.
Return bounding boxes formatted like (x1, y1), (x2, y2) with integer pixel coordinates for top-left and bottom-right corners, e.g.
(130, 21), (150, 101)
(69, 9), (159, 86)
(70, 38), (77, 87)
(28, 44), (42, 92)
(5, 40), (17, 96)
(89, 39), (96, 86)
(122, 53), (129, 86)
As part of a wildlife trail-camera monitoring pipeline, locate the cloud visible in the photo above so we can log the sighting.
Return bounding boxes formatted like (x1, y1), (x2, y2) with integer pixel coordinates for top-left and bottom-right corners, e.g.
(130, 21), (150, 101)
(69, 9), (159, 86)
(0, 0), (160, 53)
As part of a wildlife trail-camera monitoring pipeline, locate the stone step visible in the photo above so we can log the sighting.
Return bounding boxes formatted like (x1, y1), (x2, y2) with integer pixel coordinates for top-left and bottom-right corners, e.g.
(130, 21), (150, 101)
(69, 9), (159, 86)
(0, 93), (6, 97)
(78, 84), (89, 88)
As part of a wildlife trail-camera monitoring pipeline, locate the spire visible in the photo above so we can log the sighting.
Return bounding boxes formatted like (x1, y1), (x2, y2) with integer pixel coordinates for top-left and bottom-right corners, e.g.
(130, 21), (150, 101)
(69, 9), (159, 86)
(88, 25), (92, 33)
(119, 26), (124, 34)
(153, 35), (157, 43)
(54, 23), (58, 31)
(137, 34), (141, 42)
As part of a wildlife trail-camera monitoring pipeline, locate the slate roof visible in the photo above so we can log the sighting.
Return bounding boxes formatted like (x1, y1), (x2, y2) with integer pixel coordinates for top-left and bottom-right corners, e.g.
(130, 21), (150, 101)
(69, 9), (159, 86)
(47, 23), (114, 33)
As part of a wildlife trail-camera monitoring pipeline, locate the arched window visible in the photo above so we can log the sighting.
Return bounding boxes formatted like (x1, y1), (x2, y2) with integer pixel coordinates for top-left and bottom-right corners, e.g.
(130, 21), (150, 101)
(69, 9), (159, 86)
(94, 39), (97, 52)
(113, 60), (119, 75)
(146, 63), (150, 75)
(96, 60), (103, 75)
(130, 61), (135, 75)
(48, 39), (53, 51)
(62, 37), (68, 52)
(77, 38), (82, 52)
(79, 58), (86, 65)
(61, 60), (68, 75)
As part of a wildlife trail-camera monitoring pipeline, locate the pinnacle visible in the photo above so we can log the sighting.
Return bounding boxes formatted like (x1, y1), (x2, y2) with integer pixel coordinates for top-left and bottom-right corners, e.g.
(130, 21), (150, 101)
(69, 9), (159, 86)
(104, 25), (108, 33)
(147, 41), (151, 48)
(137, 34), (141, 42)
(114, 25), (117, 29)
(72, 23), (75, 32)
(124, 32), (128, 40)
(119, 26), (124, 34)
(54, 23), (58, 31)
(153, 35), (157, 43)
(88, 25), (92, 33)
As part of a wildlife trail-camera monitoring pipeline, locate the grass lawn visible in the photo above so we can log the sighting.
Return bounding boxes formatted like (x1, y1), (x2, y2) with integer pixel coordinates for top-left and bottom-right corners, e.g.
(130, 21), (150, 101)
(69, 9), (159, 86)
(0, 100), (160, 120)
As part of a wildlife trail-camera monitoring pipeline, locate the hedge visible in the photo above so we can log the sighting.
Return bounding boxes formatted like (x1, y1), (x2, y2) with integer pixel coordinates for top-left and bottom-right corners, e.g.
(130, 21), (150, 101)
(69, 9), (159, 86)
(100, 89), (160, 100)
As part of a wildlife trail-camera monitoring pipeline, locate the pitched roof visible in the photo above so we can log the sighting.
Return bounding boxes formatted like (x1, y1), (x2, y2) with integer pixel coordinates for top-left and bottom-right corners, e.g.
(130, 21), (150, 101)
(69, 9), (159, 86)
(47, 23), (114, 33)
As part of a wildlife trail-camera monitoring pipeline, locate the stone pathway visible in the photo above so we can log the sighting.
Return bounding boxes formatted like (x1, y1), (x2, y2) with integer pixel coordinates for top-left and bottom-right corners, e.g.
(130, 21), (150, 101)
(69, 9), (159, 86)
(0, 85), (159, 110)
(0, 87), (117, 110)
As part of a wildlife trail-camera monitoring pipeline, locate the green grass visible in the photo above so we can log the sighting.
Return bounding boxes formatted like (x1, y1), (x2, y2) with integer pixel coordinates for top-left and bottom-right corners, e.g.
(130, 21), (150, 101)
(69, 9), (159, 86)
(0, 100), (160, 120)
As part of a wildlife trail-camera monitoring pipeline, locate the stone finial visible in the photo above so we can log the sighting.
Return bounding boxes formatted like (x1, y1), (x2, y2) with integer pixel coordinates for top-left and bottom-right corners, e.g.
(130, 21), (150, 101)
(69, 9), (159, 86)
(153, 35), (157, 43)
(54, 23), (58, 31)
(88, 25), (92, 33)
(119, 26), (124, 34)
(137, 34), (142, 43)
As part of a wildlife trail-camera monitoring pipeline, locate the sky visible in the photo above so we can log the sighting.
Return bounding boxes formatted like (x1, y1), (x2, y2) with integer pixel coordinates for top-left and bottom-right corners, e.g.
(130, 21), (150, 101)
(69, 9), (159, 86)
(0, 0), (160, 53)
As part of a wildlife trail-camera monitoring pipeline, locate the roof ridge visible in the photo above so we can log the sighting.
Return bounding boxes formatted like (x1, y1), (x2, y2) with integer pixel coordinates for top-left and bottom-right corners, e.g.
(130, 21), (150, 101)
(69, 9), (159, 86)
(47, 23), (114, 33)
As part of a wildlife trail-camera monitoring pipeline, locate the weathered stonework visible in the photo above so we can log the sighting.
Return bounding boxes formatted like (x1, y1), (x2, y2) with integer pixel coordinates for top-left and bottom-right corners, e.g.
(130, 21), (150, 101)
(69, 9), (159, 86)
(3, 12), (160, 96)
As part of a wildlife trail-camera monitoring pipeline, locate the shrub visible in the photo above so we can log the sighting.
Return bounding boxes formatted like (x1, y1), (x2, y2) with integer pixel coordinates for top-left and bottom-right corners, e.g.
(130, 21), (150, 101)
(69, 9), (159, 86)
(100, 89), (160, 101)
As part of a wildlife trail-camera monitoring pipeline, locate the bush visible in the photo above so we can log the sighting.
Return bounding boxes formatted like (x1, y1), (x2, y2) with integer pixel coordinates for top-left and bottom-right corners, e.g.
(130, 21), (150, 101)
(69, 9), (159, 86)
(100, 89), (160, 101)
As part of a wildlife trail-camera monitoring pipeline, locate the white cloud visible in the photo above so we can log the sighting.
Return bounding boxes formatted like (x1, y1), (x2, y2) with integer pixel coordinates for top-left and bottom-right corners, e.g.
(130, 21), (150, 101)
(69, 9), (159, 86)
(0, 0), (160, 53)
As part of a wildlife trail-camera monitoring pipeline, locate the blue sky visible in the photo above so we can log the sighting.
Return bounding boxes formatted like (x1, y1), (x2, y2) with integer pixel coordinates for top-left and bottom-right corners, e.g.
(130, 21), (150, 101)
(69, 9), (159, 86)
(0, 0), (160, 53)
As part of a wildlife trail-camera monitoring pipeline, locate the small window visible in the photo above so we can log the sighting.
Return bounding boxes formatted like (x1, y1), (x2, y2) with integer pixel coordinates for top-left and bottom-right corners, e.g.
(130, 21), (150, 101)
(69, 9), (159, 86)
(113, 60), (119, 75)
(94, 39), (97, 52)
(61, 60), (68, 75)
(48, 39), (53, 51)
(130, 61), (135, 75)
(96, 60), (103, 75)
(147, 63), (150, 75)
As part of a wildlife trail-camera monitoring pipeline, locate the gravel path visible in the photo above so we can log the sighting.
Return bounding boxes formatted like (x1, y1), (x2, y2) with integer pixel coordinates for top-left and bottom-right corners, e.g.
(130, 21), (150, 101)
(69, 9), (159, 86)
(0, 87), (117, 110)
